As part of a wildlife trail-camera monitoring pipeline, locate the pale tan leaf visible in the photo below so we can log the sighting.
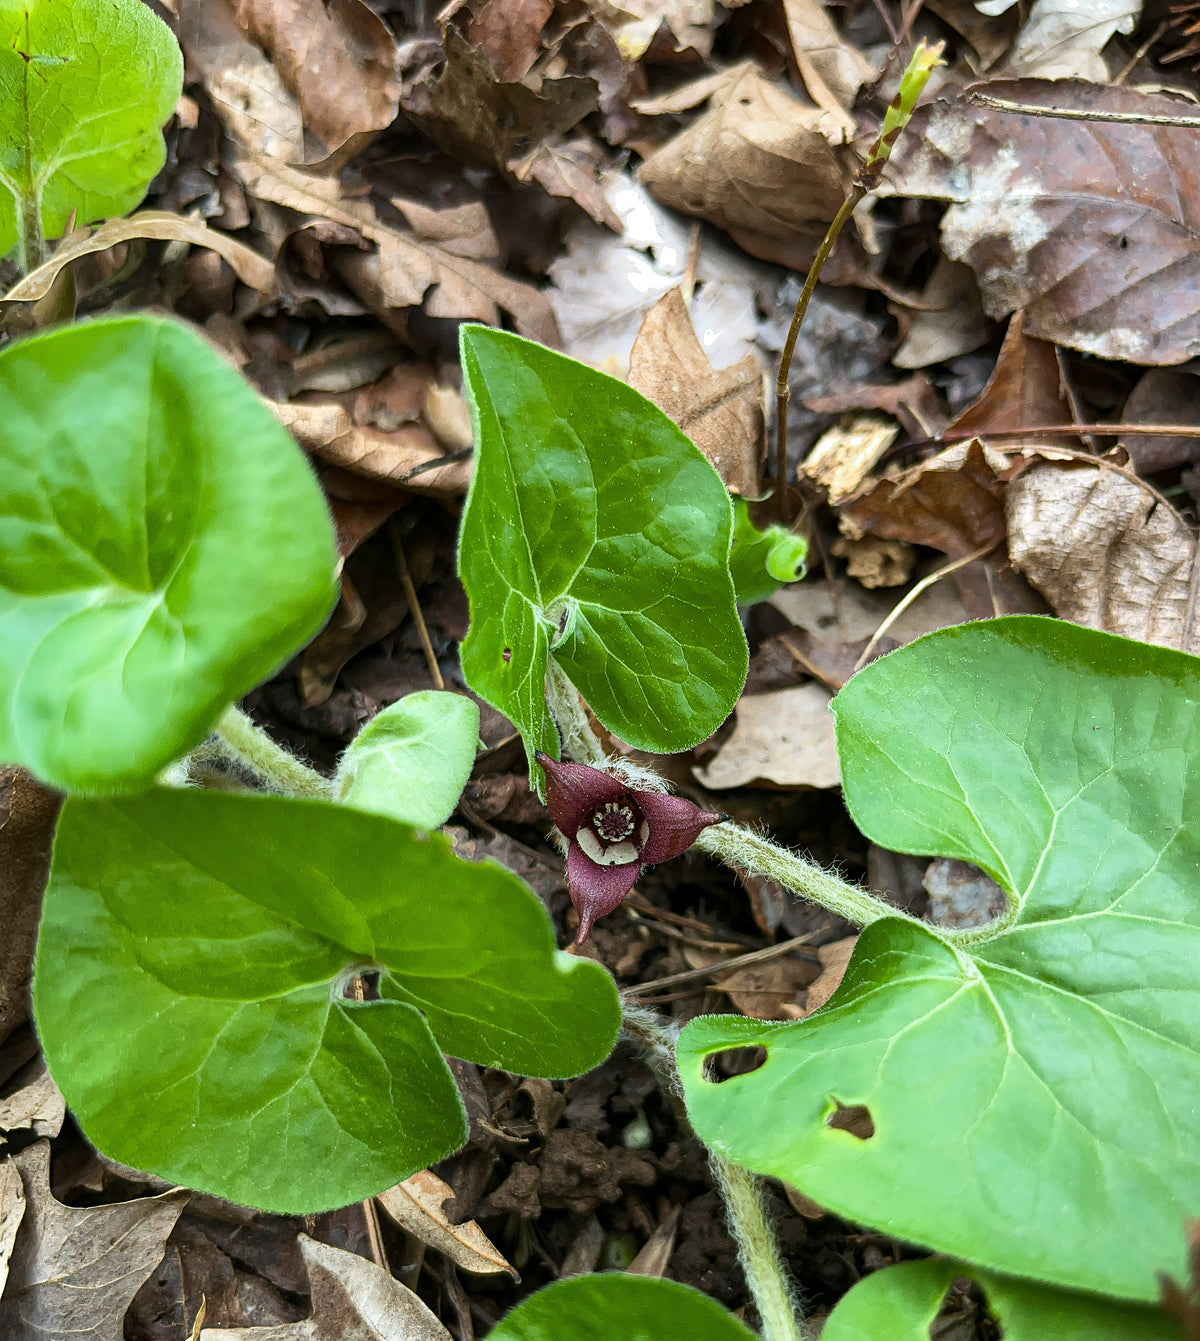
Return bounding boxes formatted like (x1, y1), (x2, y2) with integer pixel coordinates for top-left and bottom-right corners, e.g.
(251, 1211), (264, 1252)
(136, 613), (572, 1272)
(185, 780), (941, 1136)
(782, 0), (876, 136)
(799, 414), (899, 505)
(628, 287), (762, 496)
(627, 1206), (680, 1277)
(201, 1235), (453, 1341)
(1006, 462), (1196, 648)
(0, 1143), (186, 1341)
(0, 1161), (24, 1299)
(5, 212), (276, 302)
(0, 1061), (65, 1141)
(695, 684), (841, 791)
(378, 1171), (517, 1279)
(803, 937), (858, 1015)
(1003, 0), (1140, 80)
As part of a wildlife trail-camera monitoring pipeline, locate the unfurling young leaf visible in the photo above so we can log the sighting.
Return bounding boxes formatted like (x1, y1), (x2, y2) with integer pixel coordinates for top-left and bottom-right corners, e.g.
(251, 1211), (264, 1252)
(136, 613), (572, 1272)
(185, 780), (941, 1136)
(457, 326), (748, 770)
(728, 497), (808, 606)
(0, 0), (183, 269)
(34, 788), (621, 1213)
(0, 315), (339, 794)
(678, 617), (1200, 1302)
(337, 690), (480, 829)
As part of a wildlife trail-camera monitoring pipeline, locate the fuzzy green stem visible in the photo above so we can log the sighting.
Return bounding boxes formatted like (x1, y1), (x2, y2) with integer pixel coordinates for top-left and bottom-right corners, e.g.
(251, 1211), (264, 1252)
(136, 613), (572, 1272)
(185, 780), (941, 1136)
(621, 1004), (804, 1340)
(212, 705), (333, 799)
(696, 822), (919, 929)
(545, 658), (606, 766)
(14, 192), (45, 277)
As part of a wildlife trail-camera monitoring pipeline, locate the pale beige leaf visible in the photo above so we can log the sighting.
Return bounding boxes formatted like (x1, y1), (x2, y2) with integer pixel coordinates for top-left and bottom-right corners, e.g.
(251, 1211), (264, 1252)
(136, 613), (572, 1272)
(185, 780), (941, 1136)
(782, 0), (876, 136)
(0, 1161), (24, 1299)
(0, 1143), (186, 1341)
(799, 414), (899, 505)
(628, 287), (762, 496)
(377, 1171), (517, 1278)
(627, 1206), (680, 1277)
(1006, 462), (1196, 648)
(201, 1235), (453, 1341)
(1003, 0), (1140, 80)
(5, 212), (276, 302)
(0, 1061), (65, 1140)
(803, 937), (858, 1015)
(695, 684), (841, 791)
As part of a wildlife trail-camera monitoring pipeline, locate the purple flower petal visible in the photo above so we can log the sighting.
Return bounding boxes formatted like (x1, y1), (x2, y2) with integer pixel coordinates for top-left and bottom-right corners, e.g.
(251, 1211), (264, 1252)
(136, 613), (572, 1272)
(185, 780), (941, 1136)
(636, 791), (722, 864)
(567, 844), (641, 942)
(537, 753), (628, 836)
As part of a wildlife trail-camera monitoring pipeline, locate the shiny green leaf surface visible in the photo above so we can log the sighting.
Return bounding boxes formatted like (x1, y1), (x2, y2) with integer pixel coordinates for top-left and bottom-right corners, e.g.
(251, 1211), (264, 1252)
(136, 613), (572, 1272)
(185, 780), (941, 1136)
(35, 789), (620, 1211)
(679, 617), (1200, 1300)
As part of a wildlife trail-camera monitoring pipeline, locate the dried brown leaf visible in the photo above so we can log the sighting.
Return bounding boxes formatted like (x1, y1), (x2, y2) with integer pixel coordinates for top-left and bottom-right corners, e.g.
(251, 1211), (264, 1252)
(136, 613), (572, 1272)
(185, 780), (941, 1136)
(376, 1170), (517, 1278)
(200, 1235), (453, 1341)
(1002, 0), (1139, 80)
(5, 212), (276, 302)
(715, 953), (819, 1019)
(592, 0), (727, 59)
(627, 1205), (680, 1277)
(694, 683), (841, 791)
(782, 0), (876, 137)
(1119, 368), (1200, 473)
(803, 936), (857, 1014)
(830, 534), (915, 588)
(892, 258), (992, 369)
(628, 287), (762, 495)
(464, 0), (555, 81)
(0, 1061), (65, 1141)
(0, 771), (59, 1046)
(900, 80), (1200, 364)
(0, 1161), (23, 1299)
(640, 65), (844, 244)
(232, 0), (399, 157)
(801, 414), (899, 505)
(1006, 462), (1197, 648)
(0, 1143), (185, 1341)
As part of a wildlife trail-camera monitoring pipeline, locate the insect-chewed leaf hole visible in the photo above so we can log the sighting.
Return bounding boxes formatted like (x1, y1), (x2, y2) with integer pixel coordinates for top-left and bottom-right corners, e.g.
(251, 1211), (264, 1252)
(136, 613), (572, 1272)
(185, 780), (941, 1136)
(341, 968), (381, 1002)
(826, 1099), (875, 1140)
(702, 1045), (768, 1083)
(502, 647), (512, 664)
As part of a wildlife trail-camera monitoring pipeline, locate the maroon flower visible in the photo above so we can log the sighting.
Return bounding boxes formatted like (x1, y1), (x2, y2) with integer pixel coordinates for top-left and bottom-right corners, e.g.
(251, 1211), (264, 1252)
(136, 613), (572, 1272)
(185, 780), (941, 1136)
(537, 753), (721, 943)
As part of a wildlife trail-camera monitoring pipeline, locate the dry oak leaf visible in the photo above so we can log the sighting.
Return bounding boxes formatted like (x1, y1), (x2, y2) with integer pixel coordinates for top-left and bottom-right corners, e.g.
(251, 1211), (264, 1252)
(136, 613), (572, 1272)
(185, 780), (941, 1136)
(899, 80), (1200, 365)
(4, 212), (277, 302)
(458, 0), (554, 82)
(236, 153), (558, 343)
(0, 1142), (185, 1341)
(627, 287), (763, 496)
(1006, 461), (1198, 648)
(376, 1170), (517, 1278)
(640, 65), (845, 249)
(782, 0), (876, 139)
(232, 0), (400, 159)
(201, 1235), (452, 1341)
(694, 683), (841, 791)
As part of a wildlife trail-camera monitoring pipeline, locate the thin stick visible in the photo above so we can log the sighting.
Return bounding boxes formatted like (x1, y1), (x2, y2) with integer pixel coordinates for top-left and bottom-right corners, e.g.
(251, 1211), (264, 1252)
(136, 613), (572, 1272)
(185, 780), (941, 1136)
(852, 541), (999, 674)
(933, 422), (1200, 443)
(968, 90), (1200, 126)
(362, 1197), (388, 1270)
(1114, 19), (1167, 84)
(623, 929), (827, 997)
(390, 520), (445, 690)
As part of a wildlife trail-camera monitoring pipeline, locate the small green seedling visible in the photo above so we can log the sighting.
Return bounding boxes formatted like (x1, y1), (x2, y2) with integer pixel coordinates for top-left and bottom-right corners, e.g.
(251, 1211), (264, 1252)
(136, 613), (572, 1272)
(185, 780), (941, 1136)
(729, 497), (808, 606)
(0, 0), (182, 271)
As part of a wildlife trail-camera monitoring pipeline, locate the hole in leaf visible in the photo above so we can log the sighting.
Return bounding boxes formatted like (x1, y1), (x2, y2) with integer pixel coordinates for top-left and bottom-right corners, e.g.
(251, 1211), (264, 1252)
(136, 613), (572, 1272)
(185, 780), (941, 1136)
(502, 647), (512, 664)
(342, 969), (381, 1002)
(826, 1099), (874, 1139)
(1118, 235), (1130, 249)
(703, 1046), (767, 1083)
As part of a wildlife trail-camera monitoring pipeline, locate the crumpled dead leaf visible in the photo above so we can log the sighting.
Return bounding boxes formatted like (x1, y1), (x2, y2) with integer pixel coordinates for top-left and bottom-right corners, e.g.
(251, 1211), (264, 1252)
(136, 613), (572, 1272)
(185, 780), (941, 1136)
(0, 1061), (65, 1141)
(0, 1142), (185, 1341)
(1007, 462), (1197, 648)
(900, 80), (1200, 364)
(376, 1170), (516, 1278)
(627, 287), (762, 495)
(695, 683), (841, 790)
(1000, 0), (1141, 80)
(714, 952), (819, 1019)
(782, 0), (876, 138)
(4, 212), (276, 302)
(800, 414), (899, 505)
(0, 1160), (21, 1299)
(640, 64), (845, 264)
(1120, 368), (1200, 474)
(0, 770), (60, 1046)
(892, 258), (992, 369)
(592, 0), (746, 59)
(803, 936), (858, 1015)
(231, 0), (400, 160)
(200, 1235), (452, 1341)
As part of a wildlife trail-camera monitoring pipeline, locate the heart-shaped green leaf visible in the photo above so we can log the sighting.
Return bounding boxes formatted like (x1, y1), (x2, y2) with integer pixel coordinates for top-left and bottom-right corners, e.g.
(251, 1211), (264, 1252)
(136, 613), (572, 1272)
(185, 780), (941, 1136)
(0, 315), (338, 793)
(487, 1273), (757, 1341)
(822, 1259), (1175, 1341)
(34, 788), (620, 1212)
(0, 0), (182, 264)
(337, 691), (479, 829)
(457, 326), (747, 768)
(679, 617), (1200, 1300)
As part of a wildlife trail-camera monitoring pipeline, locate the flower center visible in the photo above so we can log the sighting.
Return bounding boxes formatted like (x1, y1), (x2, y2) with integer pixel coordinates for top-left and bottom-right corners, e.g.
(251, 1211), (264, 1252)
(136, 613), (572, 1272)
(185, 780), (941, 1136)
(593, 801), (635, 842)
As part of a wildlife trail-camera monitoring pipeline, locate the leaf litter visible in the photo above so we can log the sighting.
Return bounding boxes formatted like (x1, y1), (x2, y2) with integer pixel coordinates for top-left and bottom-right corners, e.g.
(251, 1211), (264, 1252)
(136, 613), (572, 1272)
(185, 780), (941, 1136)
(7, 0), (1200, 1333)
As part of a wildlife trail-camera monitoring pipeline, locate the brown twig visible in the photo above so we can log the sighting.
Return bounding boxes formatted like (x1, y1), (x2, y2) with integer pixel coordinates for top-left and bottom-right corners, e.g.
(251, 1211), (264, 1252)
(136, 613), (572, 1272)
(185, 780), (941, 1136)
(968, 90), (1200, 126)
(389, 519), (445, 690)
(362, 1197), (388, 1270)
(623, 929), (827, 997)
